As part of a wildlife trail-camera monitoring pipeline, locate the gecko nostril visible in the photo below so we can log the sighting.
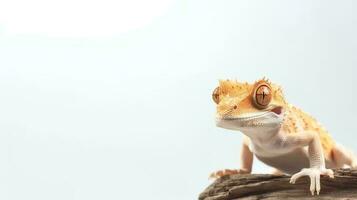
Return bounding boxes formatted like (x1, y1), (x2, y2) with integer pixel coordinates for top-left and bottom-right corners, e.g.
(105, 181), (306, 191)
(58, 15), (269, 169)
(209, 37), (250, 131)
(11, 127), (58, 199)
(233, 105), (237, 109)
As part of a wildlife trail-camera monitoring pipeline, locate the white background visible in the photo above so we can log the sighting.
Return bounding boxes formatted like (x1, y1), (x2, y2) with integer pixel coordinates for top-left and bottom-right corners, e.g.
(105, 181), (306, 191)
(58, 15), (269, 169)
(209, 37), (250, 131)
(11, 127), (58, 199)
(1, 0), (357, 199)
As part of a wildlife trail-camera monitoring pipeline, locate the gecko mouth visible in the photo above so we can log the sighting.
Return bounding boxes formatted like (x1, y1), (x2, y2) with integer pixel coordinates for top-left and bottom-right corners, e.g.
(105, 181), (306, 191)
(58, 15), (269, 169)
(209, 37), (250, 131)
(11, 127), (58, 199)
(216, 106), (284, 130)
(220, 111), (269, 121)
(218, 106), (283, 121)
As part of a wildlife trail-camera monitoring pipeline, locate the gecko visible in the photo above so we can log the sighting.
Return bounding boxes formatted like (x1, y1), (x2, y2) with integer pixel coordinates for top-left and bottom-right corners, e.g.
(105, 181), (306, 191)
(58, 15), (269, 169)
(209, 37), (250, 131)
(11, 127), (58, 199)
(210, 78), (357, 195)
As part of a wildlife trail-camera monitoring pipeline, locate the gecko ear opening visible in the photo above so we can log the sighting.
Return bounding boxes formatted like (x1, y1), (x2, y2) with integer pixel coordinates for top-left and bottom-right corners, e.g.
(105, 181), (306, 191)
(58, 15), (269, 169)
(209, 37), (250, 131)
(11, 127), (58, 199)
(271, 106), (283, 115)
(252, 83), (272, 109)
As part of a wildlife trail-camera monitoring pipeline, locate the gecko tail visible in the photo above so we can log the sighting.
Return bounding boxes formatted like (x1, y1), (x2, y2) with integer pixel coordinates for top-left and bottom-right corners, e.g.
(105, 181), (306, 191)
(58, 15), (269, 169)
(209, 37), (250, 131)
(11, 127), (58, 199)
(331, 142), (357, 169)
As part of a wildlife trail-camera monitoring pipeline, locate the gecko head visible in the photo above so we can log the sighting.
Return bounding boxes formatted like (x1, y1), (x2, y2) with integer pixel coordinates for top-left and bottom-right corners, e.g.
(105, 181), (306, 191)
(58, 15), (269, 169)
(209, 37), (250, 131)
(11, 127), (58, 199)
(212, 78), (287, 133)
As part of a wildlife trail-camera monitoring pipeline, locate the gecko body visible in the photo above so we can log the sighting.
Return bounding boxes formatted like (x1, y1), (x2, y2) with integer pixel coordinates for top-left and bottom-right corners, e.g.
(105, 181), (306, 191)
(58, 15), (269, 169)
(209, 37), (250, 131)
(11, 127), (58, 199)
(210, 78), (357, 195)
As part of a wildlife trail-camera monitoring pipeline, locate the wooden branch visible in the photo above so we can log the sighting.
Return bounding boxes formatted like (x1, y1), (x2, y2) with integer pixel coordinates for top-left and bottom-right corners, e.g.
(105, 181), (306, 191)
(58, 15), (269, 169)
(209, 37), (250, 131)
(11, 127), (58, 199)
(199, 168), (357, 200)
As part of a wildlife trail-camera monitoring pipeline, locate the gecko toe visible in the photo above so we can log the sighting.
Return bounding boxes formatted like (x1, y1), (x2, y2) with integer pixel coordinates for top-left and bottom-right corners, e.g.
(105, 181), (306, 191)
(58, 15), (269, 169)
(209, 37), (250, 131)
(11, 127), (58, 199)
(316, 174), (321, 195)
(325, 169), (334, 178)
(309, 173), (316, 196)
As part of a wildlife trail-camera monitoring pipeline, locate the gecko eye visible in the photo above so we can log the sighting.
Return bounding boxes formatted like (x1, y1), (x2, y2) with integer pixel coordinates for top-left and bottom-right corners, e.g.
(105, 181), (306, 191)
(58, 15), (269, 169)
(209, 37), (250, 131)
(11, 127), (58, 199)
(212, 87), (220, 104)
(253, 84), (272, 109)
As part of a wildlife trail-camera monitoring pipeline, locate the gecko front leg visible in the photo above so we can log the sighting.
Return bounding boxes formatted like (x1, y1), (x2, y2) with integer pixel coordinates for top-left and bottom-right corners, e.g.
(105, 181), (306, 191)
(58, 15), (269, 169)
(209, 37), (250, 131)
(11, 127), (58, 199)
(282, 131), (334, 195)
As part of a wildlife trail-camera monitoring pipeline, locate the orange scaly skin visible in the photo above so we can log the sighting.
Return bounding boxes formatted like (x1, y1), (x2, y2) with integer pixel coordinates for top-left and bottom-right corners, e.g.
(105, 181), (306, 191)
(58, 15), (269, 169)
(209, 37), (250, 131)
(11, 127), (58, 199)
(281, 105), (335, 159)
(211, 78), (357, 196)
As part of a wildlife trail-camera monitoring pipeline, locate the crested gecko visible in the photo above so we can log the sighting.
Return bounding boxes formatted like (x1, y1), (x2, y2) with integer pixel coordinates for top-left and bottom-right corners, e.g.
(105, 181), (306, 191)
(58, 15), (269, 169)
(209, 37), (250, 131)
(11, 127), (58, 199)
(210, 78), (357, 195)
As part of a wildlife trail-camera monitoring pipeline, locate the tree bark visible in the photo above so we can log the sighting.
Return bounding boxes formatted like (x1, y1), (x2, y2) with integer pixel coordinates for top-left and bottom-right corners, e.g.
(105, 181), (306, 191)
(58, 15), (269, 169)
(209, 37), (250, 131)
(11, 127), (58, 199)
(199, 168), (357, 200)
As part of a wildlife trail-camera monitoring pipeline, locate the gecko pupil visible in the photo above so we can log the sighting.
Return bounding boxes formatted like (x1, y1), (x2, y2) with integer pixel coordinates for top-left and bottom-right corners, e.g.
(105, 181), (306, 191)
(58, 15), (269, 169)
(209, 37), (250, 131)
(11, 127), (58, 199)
(262, 91), (266, 100)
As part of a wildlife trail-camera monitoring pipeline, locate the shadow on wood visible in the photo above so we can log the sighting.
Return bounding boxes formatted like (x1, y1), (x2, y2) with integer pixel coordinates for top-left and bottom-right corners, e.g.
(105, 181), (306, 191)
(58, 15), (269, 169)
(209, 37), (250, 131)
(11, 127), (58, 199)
(199, 168), (357, 200)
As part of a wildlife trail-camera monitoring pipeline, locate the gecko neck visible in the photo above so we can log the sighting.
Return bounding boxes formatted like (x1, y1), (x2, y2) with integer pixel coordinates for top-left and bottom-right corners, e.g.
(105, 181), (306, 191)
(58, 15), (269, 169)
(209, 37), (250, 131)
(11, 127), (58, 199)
(240, 126), (282, 144)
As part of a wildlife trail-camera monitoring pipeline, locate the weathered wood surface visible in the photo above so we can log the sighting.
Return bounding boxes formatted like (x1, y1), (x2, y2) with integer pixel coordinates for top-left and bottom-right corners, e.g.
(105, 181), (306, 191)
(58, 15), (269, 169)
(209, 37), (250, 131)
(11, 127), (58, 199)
(199, 168), (357, 200)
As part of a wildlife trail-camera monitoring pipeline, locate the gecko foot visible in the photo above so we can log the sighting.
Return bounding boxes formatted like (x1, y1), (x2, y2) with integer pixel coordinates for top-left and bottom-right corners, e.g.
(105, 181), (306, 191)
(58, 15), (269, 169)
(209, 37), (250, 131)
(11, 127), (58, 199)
(209, 168), (249, 179)
(289, 168), (334, 195)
